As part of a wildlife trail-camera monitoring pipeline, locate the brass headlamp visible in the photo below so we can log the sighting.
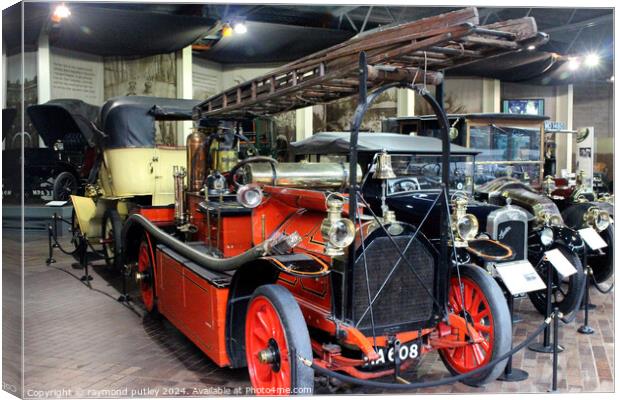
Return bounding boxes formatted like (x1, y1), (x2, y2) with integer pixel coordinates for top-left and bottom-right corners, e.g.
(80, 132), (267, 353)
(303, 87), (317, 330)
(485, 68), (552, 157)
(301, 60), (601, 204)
(584, 206), (610, 232)
(451, 196), (479, 246)
(321, 197), (355, 256)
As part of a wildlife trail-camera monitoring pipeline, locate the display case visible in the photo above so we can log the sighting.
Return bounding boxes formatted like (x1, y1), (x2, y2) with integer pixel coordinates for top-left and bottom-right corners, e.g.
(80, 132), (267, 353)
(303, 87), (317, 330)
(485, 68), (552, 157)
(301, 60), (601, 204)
(382, 113), (548, 186)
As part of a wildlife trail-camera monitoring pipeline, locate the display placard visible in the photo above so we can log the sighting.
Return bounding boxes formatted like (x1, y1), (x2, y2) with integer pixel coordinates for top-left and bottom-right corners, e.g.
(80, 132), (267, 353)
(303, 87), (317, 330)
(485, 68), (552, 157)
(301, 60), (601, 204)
(579, 227), (608, 250)
(544, 248), (577, 278)
(495, 260), (546, 295)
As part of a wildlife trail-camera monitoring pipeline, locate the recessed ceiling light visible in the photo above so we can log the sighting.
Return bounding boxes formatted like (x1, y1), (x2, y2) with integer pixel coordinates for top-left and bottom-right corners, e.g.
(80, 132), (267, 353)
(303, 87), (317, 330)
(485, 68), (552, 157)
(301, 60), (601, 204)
(52, 4), (71, 22)
(233, 22), (247, 35)
(567, 57), (580, 71)
(584, 53), (600, 67)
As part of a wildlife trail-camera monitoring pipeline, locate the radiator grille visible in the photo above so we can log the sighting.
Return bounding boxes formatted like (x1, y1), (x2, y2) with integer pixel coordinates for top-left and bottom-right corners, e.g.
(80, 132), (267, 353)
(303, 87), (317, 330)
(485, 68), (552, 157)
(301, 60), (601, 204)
(352, 235), (435, 331)
(497, 220), (526, 260)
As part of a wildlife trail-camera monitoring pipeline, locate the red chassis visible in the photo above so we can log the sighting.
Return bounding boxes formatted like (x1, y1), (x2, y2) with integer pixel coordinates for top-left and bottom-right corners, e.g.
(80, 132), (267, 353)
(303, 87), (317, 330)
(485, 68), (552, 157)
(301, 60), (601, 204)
(125, 184), (505, 392)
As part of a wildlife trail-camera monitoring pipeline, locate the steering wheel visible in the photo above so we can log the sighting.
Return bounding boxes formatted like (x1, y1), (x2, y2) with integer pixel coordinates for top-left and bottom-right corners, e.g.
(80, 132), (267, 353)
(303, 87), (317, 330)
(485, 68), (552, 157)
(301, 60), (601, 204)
(228, 156), (278, 188)
(392, 178), (421, 193)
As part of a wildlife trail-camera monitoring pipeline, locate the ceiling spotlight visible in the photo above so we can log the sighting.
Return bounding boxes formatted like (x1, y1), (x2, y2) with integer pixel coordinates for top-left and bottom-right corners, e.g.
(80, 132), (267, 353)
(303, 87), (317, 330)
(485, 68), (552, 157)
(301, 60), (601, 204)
(221, 23), (233, 38)
(527, 45), (536, 51)
(233, 22), (247, 35)
(567, 57), (580, 71)
(51, 3), (71, 23)
(584, 53), (600, 67)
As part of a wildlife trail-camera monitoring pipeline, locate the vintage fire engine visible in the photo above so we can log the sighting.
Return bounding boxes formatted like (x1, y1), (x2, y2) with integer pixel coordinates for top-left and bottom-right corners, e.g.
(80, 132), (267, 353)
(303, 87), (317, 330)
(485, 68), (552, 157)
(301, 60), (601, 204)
(118, 7), (545, 392)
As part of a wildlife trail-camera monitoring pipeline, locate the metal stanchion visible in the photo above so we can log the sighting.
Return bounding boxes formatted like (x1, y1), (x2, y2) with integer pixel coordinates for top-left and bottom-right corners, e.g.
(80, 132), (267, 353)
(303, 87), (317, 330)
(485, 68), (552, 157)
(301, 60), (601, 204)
(529, 257), (564, 353)
(117, 264), (132, 303)
(498, 294), (528, 381)
(579, 250), (596, 310)
(578, 267), (595, 335)
(46, 223), (56, 265)
(550, 307), (560, 392)
(78, 235), (93, 284)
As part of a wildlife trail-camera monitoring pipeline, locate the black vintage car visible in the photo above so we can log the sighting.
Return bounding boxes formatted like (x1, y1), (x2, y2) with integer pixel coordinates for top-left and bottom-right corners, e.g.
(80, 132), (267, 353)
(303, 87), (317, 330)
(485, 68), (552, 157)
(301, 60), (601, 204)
(291, 132), (585, 317)
(2, 99), (102, 202)
(501, 175), (613, 284)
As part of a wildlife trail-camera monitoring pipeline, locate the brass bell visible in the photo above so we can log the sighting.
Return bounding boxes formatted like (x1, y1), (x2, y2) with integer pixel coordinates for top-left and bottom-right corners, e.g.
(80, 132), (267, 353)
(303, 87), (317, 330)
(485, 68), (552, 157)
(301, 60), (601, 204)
(373, 150), (396, 179)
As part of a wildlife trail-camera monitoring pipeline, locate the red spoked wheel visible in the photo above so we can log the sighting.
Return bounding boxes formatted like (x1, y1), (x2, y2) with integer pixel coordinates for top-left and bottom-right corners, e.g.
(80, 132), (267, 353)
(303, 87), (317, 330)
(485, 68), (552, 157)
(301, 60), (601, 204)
(245, 285), (313, 396)
(439, 264), (511, 386)
(137, 240), (156, 313)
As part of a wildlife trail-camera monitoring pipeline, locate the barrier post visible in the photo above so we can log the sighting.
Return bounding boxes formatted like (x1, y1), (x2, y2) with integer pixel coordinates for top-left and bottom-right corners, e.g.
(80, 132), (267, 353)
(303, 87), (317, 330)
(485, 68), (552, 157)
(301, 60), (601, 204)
(117, 264), (132, 303)
(550, 307), (560, 392)
(498, 294), (528, 381)
(580, 251), (596, 310)
(46, 223), (56, 265)
(529, 257), (562, 353)
(79, 235), (93, 284)
(578, 267), (595, 335)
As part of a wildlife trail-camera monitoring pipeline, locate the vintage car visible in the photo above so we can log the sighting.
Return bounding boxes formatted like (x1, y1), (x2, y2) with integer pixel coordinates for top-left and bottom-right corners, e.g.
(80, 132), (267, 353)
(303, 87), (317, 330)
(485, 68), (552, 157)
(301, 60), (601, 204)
(115, 75), (529, 393)
(290, 132), (583, 317)
(71, 96), (201, 271)
(382, 113), (548, 187)
(543, 173), (614, 283)
(2, 100), (101, 202)
(475, 177), (588, 314)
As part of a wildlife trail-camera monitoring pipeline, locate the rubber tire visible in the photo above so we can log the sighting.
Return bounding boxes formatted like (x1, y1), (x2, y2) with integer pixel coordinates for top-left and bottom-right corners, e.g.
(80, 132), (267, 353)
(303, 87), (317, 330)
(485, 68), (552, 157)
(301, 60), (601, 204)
(245, 284), (314, 394)
(101, 208), (123, 272)
(53, 171), (78, 201)
(138, 239), (159, 316)
(588, 225), (614, 283)
(439, 264), (512, 386)
(527, 244), (585, 316)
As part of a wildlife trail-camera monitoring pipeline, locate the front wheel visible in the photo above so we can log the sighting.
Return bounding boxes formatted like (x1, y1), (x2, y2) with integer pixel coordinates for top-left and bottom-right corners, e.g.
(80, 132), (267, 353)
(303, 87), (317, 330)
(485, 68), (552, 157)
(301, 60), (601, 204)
(245, 284), (314, 395)
(527, 244), (584, 316)
(439, 264), (511, 386)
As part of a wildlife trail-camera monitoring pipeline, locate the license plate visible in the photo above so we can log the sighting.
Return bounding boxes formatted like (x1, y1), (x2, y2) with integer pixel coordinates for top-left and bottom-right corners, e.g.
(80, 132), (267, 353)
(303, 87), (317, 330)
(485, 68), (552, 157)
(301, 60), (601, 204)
(368, 342), (419, 366)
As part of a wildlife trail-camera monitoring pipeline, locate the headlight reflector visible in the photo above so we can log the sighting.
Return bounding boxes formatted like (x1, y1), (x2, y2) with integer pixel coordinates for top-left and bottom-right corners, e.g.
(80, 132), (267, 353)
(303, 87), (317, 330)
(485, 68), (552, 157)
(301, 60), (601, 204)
(457, 214), (479, 241)
(236, 184), (263, 208)
(540, 227), (554, 246)
(584, 207), (610, 232)
(327, 219), (355, 248)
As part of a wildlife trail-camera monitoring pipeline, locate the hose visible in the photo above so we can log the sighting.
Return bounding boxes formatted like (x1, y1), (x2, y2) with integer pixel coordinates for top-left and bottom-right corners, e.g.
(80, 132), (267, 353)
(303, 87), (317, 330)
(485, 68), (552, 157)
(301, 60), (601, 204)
(300, 317), (551, 390)
(124, 214), (271, 271)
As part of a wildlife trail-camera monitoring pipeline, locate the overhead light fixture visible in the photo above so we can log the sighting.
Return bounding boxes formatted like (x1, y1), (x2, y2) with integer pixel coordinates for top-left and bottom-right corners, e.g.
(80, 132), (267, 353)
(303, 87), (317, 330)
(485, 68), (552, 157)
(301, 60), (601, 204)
(221, 23), (233, 38)
(51, 3), (71, 23)
(233, 22), (247, 35)
(567, 57), (580, 71)
(527, 45), (536, 51)
(584, 53), (600, 67)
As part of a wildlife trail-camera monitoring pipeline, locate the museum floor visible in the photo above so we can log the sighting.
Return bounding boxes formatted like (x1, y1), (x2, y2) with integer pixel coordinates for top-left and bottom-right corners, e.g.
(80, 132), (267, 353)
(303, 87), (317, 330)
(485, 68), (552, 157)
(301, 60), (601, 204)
(4, 232), (615, 397)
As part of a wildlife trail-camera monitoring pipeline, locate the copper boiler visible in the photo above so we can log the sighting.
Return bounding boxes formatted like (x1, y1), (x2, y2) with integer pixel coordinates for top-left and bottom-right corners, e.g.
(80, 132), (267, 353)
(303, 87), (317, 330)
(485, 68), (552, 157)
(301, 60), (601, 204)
(186, 128), (207, 192)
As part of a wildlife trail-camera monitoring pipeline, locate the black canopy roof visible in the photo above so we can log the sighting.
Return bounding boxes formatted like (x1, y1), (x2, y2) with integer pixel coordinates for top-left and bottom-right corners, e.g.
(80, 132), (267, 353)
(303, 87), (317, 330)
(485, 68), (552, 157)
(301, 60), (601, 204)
(290, 132), (480, 156)
(100, 96), (201, 148)
(27, 99), (102, 147)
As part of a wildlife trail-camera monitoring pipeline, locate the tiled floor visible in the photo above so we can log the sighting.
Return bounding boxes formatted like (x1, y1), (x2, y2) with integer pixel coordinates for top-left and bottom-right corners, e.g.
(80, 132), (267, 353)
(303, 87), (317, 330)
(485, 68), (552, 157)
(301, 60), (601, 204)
(3, 232), (614, 397)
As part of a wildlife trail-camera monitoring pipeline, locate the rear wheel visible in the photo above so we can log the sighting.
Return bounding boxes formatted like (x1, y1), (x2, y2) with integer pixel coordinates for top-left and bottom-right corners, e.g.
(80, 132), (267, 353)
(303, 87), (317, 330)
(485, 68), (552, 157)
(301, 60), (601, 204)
(589, 225), (613, 283)
(439, 264), (511, 386)
(245, 284), (314, 395)
(53, 171), (78, 201)
(101, 208), (123, 272)
(137, 240), (157, 314)
(528, 244), (584, 316)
